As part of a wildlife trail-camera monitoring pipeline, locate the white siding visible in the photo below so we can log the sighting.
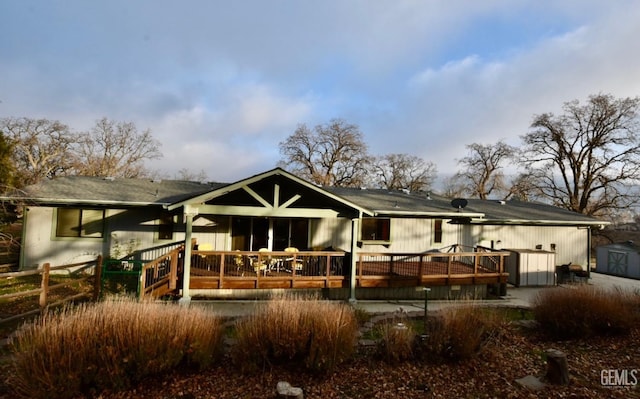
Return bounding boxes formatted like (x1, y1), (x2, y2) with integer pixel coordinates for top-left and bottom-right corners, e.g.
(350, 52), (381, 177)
(470, 224), (589, 266)
(308, 218), (352, 250)
(22, 207), (106, 268)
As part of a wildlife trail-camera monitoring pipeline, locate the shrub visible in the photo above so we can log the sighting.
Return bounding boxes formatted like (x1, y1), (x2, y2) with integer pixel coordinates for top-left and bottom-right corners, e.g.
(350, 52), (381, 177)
(9, 296), (224, 399)
(420, 304), (505, 361)
(376, 313), (416, 363)
(232, 293), (358, 372)
(532, 286), (640, 340)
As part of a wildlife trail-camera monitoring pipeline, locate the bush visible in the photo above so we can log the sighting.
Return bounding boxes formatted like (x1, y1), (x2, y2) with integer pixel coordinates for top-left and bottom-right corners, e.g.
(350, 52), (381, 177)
(9, 296), (224, 399)
(376, 313), (416, 363)
(533, 286), (640, 340)
(420, 304), (505, 361)
(232, 293), (358, 372)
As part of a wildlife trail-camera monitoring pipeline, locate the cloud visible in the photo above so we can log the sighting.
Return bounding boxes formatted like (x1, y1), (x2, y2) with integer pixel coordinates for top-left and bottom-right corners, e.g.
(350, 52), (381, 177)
(2, 0), (640, 185)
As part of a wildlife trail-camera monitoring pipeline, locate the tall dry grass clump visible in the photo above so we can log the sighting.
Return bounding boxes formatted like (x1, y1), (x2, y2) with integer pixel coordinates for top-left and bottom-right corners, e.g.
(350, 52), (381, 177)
(376, 312), (416, 363)
(232, 293), (358, 372)
(421, 304), (506, 361)
(9, 296), (224, 399)
(533, 286), (640, 339)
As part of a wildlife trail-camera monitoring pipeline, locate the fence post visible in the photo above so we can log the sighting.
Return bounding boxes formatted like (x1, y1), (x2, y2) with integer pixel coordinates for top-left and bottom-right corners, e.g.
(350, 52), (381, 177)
(93, 255), (103, 301)
(39, 263), (50, 311)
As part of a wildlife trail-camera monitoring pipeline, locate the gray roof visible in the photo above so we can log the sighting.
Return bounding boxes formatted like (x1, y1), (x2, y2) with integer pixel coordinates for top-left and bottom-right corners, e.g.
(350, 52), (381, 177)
(326, 187), (606, 226)
(2, 172), (608, 226)
(5, 176), (226, 206)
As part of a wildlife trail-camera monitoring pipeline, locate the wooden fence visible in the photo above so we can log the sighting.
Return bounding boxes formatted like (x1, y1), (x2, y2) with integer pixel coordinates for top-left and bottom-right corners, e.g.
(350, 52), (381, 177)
(0, 256), (103, 325)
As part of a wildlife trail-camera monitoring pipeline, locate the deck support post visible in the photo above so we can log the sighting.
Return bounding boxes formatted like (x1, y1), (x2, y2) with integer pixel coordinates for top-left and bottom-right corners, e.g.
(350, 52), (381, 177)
(349, 215), (361, 304)
(179, 206), (198, 304)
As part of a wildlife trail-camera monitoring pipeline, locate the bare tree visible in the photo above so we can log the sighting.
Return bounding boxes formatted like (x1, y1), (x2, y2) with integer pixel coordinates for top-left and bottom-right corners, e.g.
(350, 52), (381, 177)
(174, 168), (208, 182)
(452, 141), (516, 199)
(521, 93), (640, 217)
(0, 117), (78, 187)
(371, 153), (436, 192)
(0, 132), (15, 192)
(74, 118), (162, 178)
(278, 119), (369, 187)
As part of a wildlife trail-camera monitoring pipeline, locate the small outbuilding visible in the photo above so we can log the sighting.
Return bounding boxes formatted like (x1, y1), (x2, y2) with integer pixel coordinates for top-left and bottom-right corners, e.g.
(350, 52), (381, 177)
(596, 241), (640, 279)
(505, 249), (556, 287)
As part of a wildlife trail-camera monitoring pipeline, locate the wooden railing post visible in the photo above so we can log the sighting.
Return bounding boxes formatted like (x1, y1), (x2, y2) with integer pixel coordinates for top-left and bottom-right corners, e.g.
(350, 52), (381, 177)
(418, 254), (424, 282)
(39, 263), (50, 311)
(139, 265), (147, 299)
(474, 252), (479, 276)
(219, 252), (225, 287)
(169, 249), (178, 290)
(93, 255), (103, 301)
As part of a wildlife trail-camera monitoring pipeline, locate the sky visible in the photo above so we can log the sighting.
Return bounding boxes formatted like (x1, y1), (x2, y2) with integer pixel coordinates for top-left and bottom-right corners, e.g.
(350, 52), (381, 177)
(2, 1), (640, 185)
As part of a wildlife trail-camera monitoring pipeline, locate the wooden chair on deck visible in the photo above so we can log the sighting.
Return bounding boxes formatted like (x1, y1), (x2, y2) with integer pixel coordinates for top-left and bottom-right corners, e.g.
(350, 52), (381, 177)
(252, 248), (270, 276)
(284, 247), (304, 273)
(197, 243), (213, 270)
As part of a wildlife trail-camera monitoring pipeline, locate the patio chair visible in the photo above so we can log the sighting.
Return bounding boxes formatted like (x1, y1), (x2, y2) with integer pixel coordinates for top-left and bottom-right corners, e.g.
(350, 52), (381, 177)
(197, 243), (213, 270)
(284, 247), (304, 273)
(251, 248), (270, 276)
(233, 250), (245, 276)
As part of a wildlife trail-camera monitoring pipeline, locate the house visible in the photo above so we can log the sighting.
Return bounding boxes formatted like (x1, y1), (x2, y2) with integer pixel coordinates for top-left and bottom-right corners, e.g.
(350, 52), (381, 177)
(1, 168), (608, 300)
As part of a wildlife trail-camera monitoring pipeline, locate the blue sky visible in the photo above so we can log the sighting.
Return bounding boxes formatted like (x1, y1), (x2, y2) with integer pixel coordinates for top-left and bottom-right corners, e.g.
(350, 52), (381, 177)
(2, 1), (640, 184)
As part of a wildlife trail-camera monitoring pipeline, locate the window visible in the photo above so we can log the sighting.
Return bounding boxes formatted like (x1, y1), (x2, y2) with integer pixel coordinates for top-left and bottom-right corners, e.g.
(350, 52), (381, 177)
(361, 218), (391, 242)
(56, 208), (105, 238)
(158, 212), (174, 240)
(433, 219), (443, 244)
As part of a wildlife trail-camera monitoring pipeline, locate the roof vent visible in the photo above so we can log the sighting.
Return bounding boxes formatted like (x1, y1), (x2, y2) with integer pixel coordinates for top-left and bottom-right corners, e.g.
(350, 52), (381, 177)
(498, 200), (506, 205)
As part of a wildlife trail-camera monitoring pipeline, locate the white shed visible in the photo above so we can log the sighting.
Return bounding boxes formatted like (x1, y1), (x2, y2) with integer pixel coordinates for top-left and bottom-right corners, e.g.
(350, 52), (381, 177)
(505, 249), (556, 287)
(596, 241), (640, 279)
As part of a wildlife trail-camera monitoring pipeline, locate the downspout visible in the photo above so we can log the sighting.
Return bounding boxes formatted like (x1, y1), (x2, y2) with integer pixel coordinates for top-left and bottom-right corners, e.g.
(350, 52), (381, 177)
(349, 211), (362, 304)
(587, 226), (592, 279)
(179, 204), (198, 304)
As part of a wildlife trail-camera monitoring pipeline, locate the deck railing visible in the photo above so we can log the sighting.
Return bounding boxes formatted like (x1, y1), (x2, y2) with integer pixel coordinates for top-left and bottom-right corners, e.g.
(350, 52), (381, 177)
(356, 246), (509, 286)
(138, 245), (509, 294)
(190, 250), (347, 277)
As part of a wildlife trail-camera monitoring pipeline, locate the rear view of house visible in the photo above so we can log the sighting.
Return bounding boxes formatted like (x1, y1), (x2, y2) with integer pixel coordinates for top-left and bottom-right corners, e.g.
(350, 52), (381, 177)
(1, 168), (607, 300)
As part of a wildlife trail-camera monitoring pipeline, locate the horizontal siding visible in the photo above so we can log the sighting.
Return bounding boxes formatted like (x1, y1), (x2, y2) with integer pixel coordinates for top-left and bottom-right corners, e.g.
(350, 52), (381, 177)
(470, 225), (589, 266)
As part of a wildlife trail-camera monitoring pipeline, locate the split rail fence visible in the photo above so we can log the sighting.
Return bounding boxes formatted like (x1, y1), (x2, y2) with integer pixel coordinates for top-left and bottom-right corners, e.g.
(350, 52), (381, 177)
(0, 256), (103, 326)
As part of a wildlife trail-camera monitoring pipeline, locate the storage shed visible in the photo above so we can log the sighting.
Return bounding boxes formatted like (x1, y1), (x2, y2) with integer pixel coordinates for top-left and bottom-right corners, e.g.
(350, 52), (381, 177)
(596, 241), (640, 279)
(505, 249), (556, 287)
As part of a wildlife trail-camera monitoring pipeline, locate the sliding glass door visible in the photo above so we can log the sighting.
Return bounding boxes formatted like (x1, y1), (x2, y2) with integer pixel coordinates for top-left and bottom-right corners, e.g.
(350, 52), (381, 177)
(231, 217), (308, 251)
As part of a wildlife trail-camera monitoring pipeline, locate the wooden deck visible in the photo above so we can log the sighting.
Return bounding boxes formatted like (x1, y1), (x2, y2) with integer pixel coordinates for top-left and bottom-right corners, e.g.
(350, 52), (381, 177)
(137, 246), (509, 298)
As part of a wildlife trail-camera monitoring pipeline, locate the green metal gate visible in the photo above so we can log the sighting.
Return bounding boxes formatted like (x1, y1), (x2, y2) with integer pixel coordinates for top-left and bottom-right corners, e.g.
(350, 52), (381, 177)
(101, 259), (144, 296)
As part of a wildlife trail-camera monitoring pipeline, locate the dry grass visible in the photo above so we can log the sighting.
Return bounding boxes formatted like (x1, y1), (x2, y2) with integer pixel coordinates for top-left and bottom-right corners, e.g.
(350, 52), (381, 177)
(420, 304), (507, 361)
(232, 293), (358, 372)
(376, 312), (416, 363)
(533, 285), (640, 340)
(8, 296), (224, 399)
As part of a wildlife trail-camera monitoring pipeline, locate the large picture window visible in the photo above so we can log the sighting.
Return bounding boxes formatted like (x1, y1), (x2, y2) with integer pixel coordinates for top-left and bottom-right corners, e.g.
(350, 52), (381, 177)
(56, 208), (105, 238)
(361, 218), (391, 242)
